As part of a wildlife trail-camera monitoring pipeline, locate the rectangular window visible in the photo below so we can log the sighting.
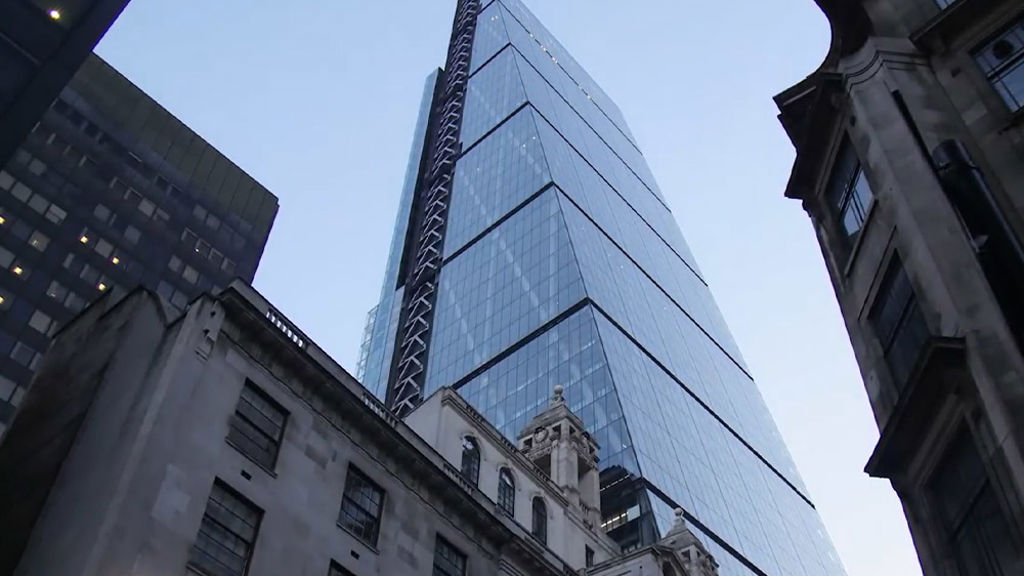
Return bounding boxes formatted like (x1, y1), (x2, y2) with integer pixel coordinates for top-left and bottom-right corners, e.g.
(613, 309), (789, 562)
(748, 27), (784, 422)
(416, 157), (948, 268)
(226, 381), (287, 470)
(10, 342), (37, 368)
(45, 204), (66, 225)
(329, 561), (356, 576)
(586, 546), (595, 567)
(973, 17), (1024, 111)
(27, 194), (48, 214)
(0, 171), (13, 190)
(339, 467), (385, 546)
(189, 480), (262, 576)
(433, 537), (467, 576)
(47, 280), (67, 301)
(28, 231), (49, 252)
(124, 225), (141, 245)
(826, 138), (874, 243)
(928, 429), (1018, 575)
(869, 254), (930, 389)
(28, 310), (52, 334)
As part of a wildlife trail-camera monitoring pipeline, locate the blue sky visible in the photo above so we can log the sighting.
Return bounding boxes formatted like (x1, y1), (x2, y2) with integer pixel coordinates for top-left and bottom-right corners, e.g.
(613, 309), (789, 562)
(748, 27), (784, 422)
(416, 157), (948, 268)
(97, 1), (921, 574)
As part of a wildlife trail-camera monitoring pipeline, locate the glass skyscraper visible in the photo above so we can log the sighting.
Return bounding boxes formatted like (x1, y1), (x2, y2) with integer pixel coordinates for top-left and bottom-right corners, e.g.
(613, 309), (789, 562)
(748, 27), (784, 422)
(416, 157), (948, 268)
(360, 2), (846, 574)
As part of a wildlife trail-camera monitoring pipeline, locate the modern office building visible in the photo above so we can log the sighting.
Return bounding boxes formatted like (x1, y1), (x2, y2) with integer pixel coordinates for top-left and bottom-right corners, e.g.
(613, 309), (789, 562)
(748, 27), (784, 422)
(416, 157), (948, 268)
(359, 1), (846, 574)
(0, 282), (721, 576)
(774, 0), (1024, 574)
(0, 0), (131, 168)
(0, 53), (278, 432)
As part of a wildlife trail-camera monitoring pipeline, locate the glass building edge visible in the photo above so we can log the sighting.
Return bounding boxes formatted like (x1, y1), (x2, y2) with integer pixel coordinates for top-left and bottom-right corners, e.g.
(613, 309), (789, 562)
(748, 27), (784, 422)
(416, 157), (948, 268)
(361, 70), (440, 397)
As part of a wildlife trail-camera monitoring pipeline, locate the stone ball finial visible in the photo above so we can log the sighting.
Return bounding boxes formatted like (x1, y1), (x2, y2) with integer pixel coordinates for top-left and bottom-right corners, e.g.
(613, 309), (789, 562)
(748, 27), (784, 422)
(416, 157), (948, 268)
(552, 385), (565, 404)
(674, 508), (686, 526)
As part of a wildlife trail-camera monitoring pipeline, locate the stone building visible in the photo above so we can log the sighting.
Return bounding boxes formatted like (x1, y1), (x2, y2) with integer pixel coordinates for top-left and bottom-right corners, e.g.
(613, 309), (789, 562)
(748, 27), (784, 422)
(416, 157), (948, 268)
(0, 282), (719, 576)
(775, 1), (1024, 574)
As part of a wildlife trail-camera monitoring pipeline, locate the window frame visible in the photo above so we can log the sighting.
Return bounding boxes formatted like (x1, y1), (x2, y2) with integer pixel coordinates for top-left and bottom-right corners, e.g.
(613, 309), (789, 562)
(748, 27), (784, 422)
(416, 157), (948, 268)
(460, 436), (480, 486)
(497, 467), (515, 516)
(531, 496), (547, 544)
(338, 465), (386, 547)
(825, 138), (875, 247)
(188, 479), (263, 576)
(225, 381), (288, 472)
(868, 253), (931, 390)
(433, 536), (467, 576)
(972, 16), (1024, 113)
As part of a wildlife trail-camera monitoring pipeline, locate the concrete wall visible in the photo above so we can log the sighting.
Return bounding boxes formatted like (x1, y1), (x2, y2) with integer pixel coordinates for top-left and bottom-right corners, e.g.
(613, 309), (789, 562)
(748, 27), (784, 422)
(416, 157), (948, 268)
(5, 286), (588, 576)
(407, 391), (619, 569)
(777, 1), (1024, 574)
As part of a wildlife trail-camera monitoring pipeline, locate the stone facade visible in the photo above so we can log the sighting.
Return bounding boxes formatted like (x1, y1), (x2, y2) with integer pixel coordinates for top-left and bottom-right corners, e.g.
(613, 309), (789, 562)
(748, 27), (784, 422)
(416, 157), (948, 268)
(775, 1), (1024, 574)
(0, 282), (718, 576)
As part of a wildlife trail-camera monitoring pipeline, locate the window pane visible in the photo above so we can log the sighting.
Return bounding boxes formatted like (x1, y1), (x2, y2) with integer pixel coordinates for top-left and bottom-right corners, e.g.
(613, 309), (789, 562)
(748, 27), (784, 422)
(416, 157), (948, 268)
(339, 467), (385, 545)
(189, 481), (262, 576)
(226, 382), (287, 470)
(433, 537), (467, 576)
(28, 231), (48, 252)
(29, 310), (51, 333)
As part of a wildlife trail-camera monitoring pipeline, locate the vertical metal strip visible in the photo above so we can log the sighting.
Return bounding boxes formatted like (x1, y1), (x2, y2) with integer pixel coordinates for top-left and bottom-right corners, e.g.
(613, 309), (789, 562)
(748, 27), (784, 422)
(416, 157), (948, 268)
(389, 0), (480, 416)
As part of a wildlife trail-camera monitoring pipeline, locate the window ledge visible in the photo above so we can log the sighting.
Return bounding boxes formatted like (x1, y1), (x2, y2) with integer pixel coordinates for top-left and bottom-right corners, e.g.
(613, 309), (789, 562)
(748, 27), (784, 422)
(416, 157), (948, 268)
(225, 438), (278, 478)
(865, 336), (968, 478)
(335, 522), (381, 555)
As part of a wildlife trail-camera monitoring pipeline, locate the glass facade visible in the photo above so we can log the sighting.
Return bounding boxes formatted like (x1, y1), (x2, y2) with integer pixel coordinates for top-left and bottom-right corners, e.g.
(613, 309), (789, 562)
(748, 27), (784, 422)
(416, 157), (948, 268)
(0, 54), (277, 431)
(365, 1), (846, 574)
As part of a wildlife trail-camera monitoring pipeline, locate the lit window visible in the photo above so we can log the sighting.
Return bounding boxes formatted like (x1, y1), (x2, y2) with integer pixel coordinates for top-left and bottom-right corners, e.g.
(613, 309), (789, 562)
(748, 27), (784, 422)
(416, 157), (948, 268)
(48, 9), (61, 20)
(11, 265), (24, 277)
(79, 234), (89, 244)
(0, 290), (10, 309)
(973, 17), (1024, 111)
(97, 282), (108, 292)
(111, 255), (121, 265)
(0, 215), (5, 225)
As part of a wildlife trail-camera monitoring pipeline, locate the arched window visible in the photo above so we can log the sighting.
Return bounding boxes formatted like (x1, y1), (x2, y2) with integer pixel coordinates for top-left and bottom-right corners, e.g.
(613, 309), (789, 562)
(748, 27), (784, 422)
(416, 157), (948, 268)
(460, 436), (480, 486)
(497, 468), (515, 516)
(531, 497), (547, 544)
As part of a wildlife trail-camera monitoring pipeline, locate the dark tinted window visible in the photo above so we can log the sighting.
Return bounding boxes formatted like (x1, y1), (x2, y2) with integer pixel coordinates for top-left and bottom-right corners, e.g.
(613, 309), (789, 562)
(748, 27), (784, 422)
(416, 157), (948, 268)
(338, 467), (385, 546)
(189, 480), (262, 576)
(869, 255), (930, 389)
(226, 381), (287, 470)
